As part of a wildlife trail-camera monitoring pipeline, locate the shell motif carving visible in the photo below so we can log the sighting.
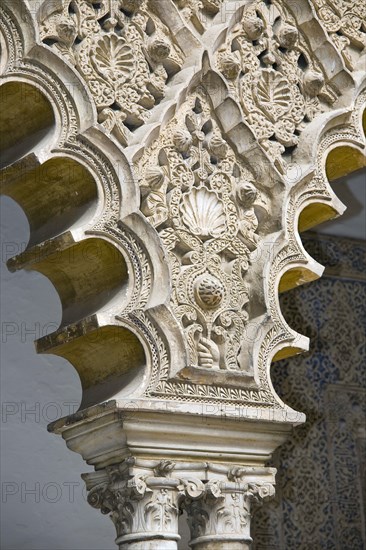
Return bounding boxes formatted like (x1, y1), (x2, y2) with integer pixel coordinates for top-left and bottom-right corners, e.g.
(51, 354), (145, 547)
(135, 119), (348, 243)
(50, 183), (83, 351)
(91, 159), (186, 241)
(92, 35), (135, 83)
(137, 92), (257, 375)
(255, 70), (292, 122)
(40, 1), (183, 144)
(180, 188), (227, 238)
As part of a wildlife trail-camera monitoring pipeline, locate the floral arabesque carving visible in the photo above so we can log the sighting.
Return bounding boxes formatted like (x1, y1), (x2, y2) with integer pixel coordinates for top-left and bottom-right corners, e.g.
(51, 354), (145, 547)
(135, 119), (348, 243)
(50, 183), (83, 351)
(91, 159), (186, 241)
(40, 0), (183, 145)
(138, 91), (271, 374)
(312, 0), (366, 70)
(215, 0), (338, 171)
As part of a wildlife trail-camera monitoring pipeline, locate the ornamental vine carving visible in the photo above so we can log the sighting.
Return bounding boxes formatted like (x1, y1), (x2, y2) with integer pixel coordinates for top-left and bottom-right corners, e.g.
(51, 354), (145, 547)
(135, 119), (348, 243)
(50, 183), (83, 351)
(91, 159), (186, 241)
(215, 0), (338, 170)
(40, 0), (183, 144)
(137, 90), (272, 375)
(312, 0), (366, 69)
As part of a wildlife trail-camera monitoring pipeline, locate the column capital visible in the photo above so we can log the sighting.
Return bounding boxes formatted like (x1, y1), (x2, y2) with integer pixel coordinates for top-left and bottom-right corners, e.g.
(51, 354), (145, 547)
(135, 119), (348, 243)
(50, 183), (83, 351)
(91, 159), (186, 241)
(82, 458), (208, 549)
(82, 458), (275, 549)
(185, 470), (275, 549)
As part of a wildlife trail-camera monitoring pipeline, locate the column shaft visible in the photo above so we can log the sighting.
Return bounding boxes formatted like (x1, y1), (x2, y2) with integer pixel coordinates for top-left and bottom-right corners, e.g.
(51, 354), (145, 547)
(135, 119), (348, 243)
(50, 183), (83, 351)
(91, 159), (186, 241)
(193, 543), (251, 550)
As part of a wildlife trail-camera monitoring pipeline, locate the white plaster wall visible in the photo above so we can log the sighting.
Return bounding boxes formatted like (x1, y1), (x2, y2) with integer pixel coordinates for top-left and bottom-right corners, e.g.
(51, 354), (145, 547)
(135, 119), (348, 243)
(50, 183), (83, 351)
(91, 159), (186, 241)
(0, 169), (364, 549)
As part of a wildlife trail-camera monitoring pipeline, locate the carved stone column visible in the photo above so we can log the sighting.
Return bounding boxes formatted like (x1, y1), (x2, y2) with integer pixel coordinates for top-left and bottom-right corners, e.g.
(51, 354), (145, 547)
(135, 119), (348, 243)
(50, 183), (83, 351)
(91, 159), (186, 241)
(83, 458), (275, 550)
(83, 460), (184, 550)
(185, 470), (274, 550)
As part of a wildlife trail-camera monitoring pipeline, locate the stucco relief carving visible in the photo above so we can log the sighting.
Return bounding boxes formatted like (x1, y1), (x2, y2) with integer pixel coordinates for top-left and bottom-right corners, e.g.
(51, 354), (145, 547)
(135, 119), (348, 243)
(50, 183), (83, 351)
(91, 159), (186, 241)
(1, 0), (365, 409)
(40, 0), (184, 144)
(215, 0), (338, 171)
(1, 0), (366, 546)
(312, 0), (366, 70)
(137, 91), (270, 375)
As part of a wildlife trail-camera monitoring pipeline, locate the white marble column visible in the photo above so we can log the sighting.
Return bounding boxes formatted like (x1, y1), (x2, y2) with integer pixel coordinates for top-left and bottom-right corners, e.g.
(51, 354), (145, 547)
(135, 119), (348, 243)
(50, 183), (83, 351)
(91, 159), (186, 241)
(185, 476), (274, 550)
(84, 461), (183, 550)
(83, 457), (275, 550)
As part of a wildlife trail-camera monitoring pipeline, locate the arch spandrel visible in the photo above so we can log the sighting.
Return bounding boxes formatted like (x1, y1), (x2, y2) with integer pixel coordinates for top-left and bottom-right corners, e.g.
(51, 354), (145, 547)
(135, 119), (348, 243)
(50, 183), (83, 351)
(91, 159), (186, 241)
(1, 0), (366, 546)
(1, 0), (365, 408)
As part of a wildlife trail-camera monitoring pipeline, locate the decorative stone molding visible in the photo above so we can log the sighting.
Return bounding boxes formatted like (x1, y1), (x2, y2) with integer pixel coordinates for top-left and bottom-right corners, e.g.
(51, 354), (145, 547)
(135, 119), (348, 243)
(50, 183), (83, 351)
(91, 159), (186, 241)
(1, 0), (365, 547)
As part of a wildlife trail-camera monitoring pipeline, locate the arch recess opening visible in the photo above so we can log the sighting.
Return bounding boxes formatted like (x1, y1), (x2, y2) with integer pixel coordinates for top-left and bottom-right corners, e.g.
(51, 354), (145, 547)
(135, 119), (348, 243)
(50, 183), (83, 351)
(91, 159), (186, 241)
(37, 323), (147, 410)
(8, 237), (129, 327)
(0, 82), (55, 167)
(1, 157), (98, 246)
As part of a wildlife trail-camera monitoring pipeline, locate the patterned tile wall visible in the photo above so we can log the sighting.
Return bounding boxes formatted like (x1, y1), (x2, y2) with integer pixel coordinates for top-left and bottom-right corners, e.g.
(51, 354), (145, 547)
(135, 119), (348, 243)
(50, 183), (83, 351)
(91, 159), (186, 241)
(252, 233), (366, 550)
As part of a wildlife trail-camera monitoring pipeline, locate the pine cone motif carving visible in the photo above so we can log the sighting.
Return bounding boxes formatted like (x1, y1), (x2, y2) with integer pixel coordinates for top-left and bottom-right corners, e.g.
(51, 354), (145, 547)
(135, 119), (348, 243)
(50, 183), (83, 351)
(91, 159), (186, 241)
(194, 275), (224, 309)
(92, 35), (135, 83)
(180, 188), (227, 238)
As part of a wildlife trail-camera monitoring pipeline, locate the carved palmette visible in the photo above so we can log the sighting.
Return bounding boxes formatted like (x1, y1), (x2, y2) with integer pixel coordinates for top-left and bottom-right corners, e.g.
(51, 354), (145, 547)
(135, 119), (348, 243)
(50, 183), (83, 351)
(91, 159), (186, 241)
(40, 0), (184, 145)
(215, 0), (339, 171)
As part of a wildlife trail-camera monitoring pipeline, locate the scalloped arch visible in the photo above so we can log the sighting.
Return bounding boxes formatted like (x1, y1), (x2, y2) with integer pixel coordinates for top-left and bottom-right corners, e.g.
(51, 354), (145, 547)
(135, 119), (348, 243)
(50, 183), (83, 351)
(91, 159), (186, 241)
(1, 0), (365, 420)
